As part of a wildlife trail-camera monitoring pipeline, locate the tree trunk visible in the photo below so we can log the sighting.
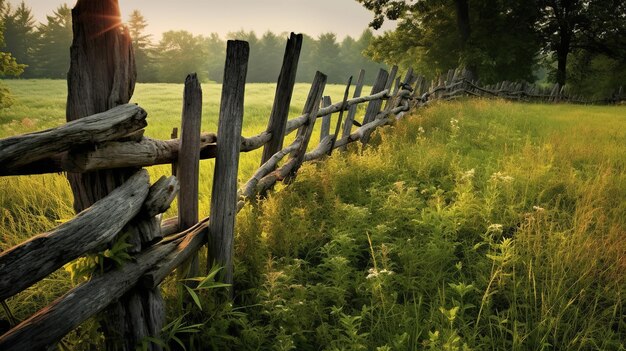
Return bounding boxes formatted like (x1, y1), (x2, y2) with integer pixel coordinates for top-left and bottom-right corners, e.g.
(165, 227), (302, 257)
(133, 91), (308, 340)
(454, 0), (476, 76)
(66, 1), (162, 350)
(556, 34), (570, 86)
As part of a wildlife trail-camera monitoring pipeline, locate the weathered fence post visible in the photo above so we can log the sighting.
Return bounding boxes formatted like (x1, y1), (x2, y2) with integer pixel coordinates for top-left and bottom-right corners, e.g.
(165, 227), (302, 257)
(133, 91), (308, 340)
(329, 76), (353, 155)
(208, 40), (249, 289)
(170, 127), (178, 176)
(178, 74), (203, 279)
(340, 69), (365, 152)
(383, 65), (398, 110)
(260, 33), (302, 167)
(65, 1), (165, 349)
(286, 71), (327, 180)
(320, 96), (332, 141)
(361, 68), (389, 144)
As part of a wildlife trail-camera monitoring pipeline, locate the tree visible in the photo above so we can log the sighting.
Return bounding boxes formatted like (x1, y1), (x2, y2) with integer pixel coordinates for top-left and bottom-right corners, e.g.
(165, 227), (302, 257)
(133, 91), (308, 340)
(205, 33), (226, 82)
(536, 0), (626, 85)
(0, 0), (25, 107)
(1, 1), (37, 77)
(127, 9), (156, 82)
(154, 30), (207, 82)
(315, 33), (344, 83)
(357, 0), (540, 82)
(33, 4), (72, 78)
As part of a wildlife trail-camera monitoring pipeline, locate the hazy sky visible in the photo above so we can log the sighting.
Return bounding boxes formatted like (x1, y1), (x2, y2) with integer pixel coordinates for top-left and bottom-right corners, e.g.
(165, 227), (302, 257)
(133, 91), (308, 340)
(10, 0), (396, 40)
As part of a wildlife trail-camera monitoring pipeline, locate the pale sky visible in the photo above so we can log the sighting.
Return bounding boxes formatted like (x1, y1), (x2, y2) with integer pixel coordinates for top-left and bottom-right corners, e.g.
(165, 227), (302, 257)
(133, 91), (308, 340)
(9, 0), (396, 40)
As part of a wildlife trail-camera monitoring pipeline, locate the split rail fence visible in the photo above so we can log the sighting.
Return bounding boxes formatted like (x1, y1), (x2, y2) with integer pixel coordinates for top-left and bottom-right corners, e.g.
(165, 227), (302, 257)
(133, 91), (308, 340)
(0, 25), (624, 351)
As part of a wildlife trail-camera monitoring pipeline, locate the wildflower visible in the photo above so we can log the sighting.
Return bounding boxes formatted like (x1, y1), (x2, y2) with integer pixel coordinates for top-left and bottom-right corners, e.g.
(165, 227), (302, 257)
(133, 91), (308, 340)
(489, 171), (514, 183)
(533, 205), (545, 212)
(418, 126), (425, 134)
(460, 168), (475, 181)
(366, 268), (394, 280)
(487, 223), (503, 233)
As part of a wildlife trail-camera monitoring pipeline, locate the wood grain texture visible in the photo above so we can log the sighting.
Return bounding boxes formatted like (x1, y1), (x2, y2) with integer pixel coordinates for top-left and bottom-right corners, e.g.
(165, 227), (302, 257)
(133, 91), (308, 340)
(208, 40), (249, 287)
(260, 33), (302, 166)
(0, 170), (150, 301)
(320, 96), (332, 142)
(285, 71), (327, 182)
(340, 69), (365, 152)
(177, 74), (203, 278)
(361, 69), (389, 144)
(0, 104), (146, 171)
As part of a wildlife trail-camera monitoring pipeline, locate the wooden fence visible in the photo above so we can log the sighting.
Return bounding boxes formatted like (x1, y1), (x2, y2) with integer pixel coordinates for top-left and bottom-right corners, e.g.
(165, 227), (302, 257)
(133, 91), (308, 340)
(0, 12), (623, 351)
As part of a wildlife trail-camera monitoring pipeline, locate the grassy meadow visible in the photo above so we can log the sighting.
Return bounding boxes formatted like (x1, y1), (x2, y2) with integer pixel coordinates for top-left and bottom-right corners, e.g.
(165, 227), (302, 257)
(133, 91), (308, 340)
(1, 79), (626, 350)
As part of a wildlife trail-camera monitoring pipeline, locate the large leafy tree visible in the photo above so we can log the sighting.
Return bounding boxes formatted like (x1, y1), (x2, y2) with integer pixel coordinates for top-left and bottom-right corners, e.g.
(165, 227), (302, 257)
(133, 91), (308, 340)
(33, 4), (72, 78)
(1, 1), (37, 77)
(154, 30), (208, 82)
(357, 0), (540, 82)
(0, 0), (25, 107)
(536, 0), (626, 85)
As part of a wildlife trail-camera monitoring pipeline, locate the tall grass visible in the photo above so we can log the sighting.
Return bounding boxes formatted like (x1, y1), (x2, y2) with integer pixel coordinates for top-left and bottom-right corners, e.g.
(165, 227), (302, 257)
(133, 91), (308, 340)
(1, 79), (625, 349)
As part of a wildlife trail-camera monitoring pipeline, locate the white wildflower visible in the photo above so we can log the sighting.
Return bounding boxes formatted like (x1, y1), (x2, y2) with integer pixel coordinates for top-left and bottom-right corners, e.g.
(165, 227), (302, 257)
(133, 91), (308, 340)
(366, 268), (379, 280)
(533, 205), (545, 212)
(487, 223), (503, 233)
(418, 126), (425, 134)
(461, 168), (475, 181)
(490, 171), (514, 183)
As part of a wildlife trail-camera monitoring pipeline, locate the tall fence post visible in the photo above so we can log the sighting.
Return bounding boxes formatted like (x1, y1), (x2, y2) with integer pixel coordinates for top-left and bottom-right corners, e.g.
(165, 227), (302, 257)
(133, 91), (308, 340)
(340, 69), (365, 152)
(208, 40), (249, 289)
(260, 33), (303, 167)
(178, 74), (203, 279)
(320, 96), (332, 141)
(383, 65), (398, 110)
(170, 127), (178, 176)
(361, 68), (389, 144)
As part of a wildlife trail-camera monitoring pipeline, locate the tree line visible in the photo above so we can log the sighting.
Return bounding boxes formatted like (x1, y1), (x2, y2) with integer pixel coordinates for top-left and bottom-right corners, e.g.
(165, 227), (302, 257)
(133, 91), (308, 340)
(357, 0), (626, 97)
(0, 2), (385, 86)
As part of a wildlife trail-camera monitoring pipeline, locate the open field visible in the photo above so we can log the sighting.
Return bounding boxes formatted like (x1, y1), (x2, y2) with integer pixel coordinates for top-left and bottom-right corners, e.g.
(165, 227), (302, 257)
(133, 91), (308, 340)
(1, 79), (626, 349)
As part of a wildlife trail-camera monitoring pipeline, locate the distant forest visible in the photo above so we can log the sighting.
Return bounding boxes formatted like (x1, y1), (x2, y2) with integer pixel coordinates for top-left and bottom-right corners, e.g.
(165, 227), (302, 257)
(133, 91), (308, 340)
(0, 3), (385, 85)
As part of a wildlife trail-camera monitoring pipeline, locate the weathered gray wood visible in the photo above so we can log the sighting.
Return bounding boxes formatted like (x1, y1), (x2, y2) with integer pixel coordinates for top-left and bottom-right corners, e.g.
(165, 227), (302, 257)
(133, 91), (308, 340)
(239, 139), (302, 204)
(177, 74), (203, 279)
(285, 71), (327, 182)
(142, 176), (179, 218)
(260, 33), (302, 167)
(0, 170), (150, 301)
(340, 69), (365, 152)
(142, 218), (209, 289)
(207, 40), (249, 288)
(320, 96), (332, 142)
(285, 89), (388, 134)
(304, 135), (334, 162)
(383, 65), (398, 110)
(330, 76), (352, 155)
(0, 104), (146, 171)
(170, 127), (178, 177)
(0, 236), (181, 351)
(361, 69), (389, 144)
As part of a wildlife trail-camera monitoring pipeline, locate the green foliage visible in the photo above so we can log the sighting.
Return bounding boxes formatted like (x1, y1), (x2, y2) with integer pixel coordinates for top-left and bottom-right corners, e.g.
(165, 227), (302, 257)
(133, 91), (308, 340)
(64, 232), (134, 285)
(0, 0), (37, 77)
(32, 4), (72, 79)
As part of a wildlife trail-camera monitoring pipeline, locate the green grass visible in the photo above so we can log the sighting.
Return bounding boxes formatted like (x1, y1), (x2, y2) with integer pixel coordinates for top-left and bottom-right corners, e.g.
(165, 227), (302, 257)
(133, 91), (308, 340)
(1, 80), (626, 350)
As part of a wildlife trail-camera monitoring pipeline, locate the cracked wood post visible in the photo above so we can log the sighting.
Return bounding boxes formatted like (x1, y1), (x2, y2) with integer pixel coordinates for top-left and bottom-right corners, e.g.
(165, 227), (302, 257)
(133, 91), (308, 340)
(361, 68), (389, 144)
(383, 65), (398, 110)
(339, 69), (365, 152)
(65, 1), (163, 349)
(177, 74), (202, 280)
(320, 96), (332, 142)
(260, 33), (302, 167)
(170, 127), (178, 176)
(208, 40), (249, 290)
(285, 71), (327, 182)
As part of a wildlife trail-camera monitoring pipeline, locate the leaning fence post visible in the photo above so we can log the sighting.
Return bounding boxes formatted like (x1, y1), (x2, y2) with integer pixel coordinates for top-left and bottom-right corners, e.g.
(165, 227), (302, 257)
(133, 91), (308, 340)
(260, 33), (302, 167)
(383, 65), (398, 110)
(208, 40), (249, 289)
(177, 74), (203, 279)
(361, 68), (389, 144)
(285, 71), (327, 181)
(340, 69), (365, 152)
(320, 96), (332, 142)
